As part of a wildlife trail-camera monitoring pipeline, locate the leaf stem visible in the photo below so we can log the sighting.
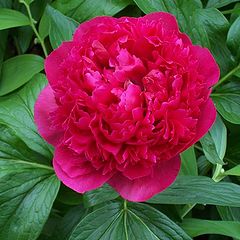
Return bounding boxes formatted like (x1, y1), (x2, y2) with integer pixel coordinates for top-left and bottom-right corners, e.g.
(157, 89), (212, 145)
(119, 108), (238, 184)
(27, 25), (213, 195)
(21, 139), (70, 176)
(123, 200), (129, 240)
(21, 1), (48, 57)
(213, 64), (240, 90)
(221, 8), (240, 15)
(212, 163), (224, 182)
(124, 199), (128, 210)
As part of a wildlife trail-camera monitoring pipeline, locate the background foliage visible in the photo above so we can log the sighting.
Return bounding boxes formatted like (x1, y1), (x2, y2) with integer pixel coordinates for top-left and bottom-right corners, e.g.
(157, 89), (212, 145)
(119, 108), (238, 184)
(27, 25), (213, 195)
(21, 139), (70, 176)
(0, 0), (240, 239)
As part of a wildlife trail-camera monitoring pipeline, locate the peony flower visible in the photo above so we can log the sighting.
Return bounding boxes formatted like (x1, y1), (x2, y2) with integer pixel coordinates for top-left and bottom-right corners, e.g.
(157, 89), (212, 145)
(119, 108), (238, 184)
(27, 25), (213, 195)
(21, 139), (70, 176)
(34, 12), (219, 202)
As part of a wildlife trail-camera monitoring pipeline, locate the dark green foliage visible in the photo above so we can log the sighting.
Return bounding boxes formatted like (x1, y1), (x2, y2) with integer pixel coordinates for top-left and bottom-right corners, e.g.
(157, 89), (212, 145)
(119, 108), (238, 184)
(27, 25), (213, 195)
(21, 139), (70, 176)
(0, 0), (240, 239)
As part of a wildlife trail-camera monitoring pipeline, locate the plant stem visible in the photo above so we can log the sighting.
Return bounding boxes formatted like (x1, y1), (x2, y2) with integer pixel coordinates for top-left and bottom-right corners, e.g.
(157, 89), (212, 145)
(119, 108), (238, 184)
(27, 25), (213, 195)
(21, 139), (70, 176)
(213, 64), (240, 90)
(194, 144), (203, 152)
(21, 1), (48, 57)
(221, 8), (240, 15)
(124, 199), (128, 210)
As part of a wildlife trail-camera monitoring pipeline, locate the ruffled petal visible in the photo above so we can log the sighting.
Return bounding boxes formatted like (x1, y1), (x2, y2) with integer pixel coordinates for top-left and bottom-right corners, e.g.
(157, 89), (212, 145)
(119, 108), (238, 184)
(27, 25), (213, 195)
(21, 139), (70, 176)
(34, 85), (62, 146)
(183, 99), (217, 151)
(45, 42), (74, 87)
(73, 16), (116, 42)
(142, 12), (179, 32)
(192, 99), (217, 143)
(143, 12), (192, 46)
(53, 146), (112, 193)
(108, 155), (181, 202)
(190, 45), (220, 87)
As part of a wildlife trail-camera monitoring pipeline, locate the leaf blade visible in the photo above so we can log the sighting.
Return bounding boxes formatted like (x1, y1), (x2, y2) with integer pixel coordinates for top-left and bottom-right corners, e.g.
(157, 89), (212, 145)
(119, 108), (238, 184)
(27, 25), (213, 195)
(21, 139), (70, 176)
(0, 54), (44, 96)
(46, 5), (78, 49)
(0, 73), (52, 159)
(0, 124), (60, 240)
(180, 219), (240, 238)
(0, 8), (30, 30)
(148, 176), (240, 207)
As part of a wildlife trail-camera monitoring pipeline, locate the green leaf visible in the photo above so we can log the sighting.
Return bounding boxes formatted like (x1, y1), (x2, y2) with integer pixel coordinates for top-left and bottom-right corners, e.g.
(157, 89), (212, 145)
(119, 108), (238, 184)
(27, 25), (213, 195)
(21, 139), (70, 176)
(207, 0), (240, 8)
(52, 206), (85, 240)
(180, 146), (198, 176)
(197, 155), (212, 175)
(217, 206), (240, 222)
(57, 185), (82, 206)
(0, 73), (52, 159)
(230, 3), (240, 23)
(133, 0), (204, 15)
(192, 8), (235, 75)
(0, 54), (44, 96)
(0, 0), (12, 8)
(180, 219), (240, 239)
(227, 16), (240, 59)
(69, 202), (191, 240)
(39, 10), (50, 40)
(46, 5), (78, 49)
(0, 8), (30, 30)
(235, 68), (240, 78)
(0, 124), (60, 240)
(148, 176), (240, 207)
(212, 93), (240, 124)
(0, 121), (48, 165)
(200, 115), (227, 164)
(15, 27), (34, 54)
(0, 30), (8, 75)
(15, 0), (49, 54)
(224, 165), (240, 176)
(83, 184), (119, 208)
(132, 0), (202, 23)
(53, 0), (131, 22)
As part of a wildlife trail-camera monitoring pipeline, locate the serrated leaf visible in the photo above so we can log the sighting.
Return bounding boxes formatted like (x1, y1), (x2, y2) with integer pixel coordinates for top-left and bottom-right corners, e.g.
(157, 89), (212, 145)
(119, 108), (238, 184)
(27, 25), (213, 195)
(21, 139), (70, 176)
(212, 93), (240, 124)
(69, 202), (191, 240)
(227, 16), (240, 59)
(200, 114), (227, 164)
(0, 54), (44, 96)
(148, 176), (240, 207)
(53, 0), (131, 22)
(180, 219), (240, 239)
(46, 5), (78, 49)
(0, 8), (30, 30)
(180, 146), (198, 176)
(0, 124), (60, 240)
(83, 184), (119, 208)
(0, 73), (52, 159)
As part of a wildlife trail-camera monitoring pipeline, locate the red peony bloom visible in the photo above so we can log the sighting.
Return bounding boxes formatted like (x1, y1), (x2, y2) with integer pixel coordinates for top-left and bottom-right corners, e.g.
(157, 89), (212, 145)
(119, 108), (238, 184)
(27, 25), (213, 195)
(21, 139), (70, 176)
(35, 12), (219, 202)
